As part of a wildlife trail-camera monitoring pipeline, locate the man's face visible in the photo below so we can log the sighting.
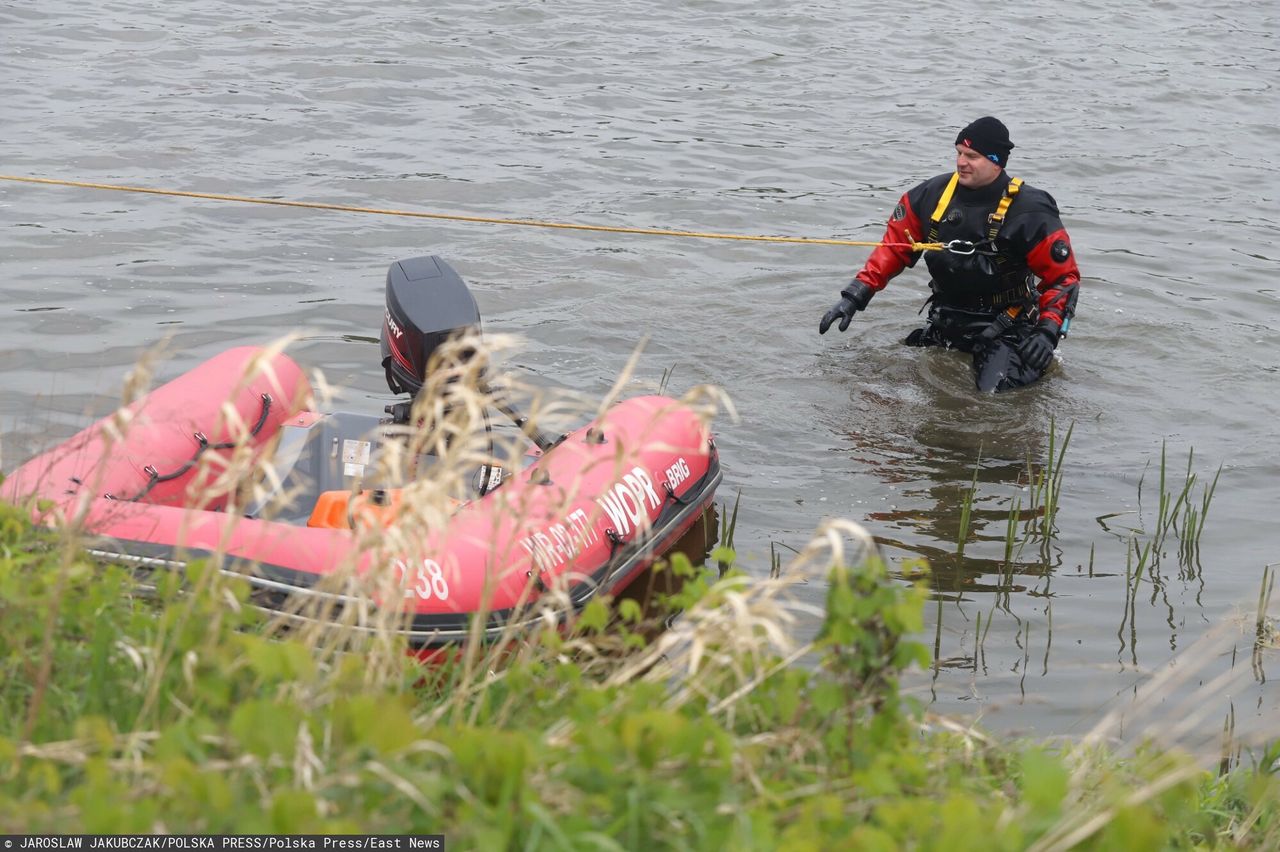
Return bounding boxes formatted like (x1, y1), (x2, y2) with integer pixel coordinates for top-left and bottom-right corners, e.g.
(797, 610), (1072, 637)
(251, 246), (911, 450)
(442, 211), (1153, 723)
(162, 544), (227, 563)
(955, 144), (1002, 188)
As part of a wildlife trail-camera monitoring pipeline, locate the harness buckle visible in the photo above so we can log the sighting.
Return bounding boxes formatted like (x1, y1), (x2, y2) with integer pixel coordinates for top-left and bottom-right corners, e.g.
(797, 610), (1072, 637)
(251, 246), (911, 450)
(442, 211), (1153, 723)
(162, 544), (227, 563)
(944, 239), (977, 256)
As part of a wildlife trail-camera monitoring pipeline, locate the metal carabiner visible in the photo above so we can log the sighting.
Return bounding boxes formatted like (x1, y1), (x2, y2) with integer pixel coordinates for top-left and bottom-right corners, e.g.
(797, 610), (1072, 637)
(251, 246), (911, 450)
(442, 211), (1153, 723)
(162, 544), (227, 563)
(943, 239), (977, 256)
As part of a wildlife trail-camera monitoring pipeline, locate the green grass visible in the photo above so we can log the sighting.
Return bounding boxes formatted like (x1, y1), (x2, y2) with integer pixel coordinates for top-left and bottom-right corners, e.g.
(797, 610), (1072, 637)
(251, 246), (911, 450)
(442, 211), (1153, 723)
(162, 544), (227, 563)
(2, 494), (1279, 847)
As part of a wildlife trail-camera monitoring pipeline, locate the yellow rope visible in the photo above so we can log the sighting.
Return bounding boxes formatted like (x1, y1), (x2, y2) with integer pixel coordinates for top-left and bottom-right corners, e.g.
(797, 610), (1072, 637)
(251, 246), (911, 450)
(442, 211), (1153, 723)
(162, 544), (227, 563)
(0, 173), (945, 252)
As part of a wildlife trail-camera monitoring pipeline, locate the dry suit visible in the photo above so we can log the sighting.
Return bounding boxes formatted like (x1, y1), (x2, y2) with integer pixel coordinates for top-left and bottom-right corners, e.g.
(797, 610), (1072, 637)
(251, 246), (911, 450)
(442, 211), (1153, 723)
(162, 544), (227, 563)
(856, 170), (1081, 392)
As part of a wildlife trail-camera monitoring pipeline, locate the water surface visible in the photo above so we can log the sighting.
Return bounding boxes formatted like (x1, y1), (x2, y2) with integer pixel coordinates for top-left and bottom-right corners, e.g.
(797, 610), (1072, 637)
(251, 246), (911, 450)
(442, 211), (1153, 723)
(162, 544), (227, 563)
(3, 0), (1278, 750)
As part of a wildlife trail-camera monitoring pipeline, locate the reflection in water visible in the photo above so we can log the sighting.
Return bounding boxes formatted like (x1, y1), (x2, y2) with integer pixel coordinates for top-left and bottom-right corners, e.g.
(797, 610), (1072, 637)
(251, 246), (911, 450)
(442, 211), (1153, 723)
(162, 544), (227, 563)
(848, 365), (1063, 596)
(846, 393), (1062, 697)
(832, 347), (1231, 724)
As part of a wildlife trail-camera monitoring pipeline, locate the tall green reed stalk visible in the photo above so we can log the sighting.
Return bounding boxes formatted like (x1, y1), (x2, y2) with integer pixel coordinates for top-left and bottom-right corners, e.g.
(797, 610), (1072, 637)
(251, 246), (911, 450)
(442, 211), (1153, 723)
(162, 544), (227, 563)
(1252, 564), (1275, 684)
(1027, 416), (1073, 556)
(1137, 443), (1220, 575)
(955, 449), (981, 560)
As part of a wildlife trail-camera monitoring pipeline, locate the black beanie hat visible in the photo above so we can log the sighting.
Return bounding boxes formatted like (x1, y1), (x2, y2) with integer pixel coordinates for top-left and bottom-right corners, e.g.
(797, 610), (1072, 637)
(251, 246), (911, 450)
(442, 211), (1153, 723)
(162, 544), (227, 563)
(955, 116), (1014, 168)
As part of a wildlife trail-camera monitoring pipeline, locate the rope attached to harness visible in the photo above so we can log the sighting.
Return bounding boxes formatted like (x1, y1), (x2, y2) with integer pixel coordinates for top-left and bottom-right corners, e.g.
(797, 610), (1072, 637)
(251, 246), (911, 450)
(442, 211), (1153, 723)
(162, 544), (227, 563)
(0, 173), (949, 253)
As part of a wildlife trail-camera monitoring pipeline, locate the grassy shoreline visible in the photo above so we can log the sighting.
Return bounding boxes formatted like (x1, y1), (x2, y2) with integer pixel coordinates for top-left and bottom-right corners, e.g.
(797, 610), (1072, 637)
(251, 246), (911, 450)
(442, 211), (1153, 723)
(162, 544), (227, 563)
(2, 496), (1277, 848)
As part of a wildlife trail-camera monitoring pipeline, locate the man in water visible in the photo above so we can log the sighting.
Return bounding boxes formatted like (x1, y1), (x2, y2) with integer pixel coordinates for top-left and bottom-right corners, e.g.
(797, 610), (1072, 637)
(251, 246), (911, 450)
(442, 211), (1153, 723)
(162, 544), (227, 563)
(818, 117), (1081, 392)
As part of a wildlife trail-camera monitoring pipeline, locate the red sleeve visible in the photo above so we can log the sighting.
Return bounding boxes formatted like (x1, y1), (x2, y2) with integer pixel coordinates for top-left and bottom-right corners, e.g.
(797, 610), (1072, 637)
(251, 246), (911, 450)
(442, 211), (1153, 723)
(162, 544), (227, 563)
(1025, 227), (1081, 330)
(854, 193), (923, 291)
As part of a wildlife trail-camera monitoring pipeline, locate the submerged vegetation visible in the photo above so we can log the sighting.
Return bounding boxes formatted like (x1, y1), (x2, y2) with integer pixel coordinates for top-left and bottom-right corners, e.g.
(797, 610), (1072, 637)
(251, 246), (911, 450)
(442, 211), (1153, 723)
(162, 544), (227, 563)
(936, 414), (1243, 695)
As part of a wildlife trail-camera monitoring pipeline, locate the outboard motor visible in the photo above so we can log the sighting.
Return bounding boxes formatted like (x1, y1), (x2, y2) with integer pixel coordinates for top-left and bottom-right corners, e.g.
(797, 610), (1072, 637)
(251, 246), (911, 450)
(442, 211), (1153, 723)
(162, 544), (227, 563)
(380, 255), (481, 403)
(379, 255), (559, 450)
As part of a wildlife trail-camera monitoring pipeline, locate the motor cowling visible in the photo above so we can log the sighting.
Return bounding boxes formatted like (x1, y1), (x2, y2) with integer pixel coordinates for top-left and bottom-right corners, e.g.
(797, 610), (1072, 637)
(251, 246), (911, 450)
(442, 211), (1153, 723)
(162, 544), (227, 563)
(380, 256), (481, 398)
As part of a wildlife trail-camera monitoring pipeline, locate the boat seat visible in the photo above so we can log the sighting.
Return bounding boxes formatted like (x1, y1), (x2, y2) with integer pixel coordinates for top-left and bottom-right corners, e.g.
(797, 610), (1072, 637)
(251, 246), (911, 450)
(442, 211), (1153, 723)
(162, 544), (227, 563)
(307, 488), (404, 530)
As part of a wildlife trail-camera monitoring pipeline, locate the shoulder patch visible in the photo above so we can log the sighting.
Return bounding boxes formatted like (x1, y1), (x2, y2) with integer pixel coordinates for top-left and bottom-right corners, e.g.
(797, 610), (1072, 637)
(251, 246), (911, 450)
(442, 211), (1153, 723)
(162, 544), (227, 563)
(892, 202), (906, 221)
(1051, 239), (1071, 262)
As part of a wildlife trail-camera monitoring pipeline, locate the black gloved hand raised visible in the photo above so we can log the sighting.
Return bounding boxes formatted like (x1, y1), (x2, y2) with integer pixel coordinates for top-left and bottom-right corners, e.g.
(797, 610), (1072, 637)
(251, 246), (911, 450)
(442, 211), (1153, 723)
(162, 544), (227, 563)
(818, 280), (875, 335)
(1018, 321), (1060, 371)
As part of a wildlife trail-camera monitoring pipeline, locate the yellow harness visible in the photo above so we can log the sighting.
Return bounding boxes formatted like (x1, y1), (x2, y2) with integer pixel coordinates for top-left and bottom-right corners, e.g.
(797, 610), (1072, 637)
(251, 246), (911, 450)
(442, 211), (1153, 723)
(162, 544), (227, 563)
(926, 173), (1023, 244)
(930, 172), (961, 226)
(986, 176), (1023, 241)
(925, 174), (1032, 320)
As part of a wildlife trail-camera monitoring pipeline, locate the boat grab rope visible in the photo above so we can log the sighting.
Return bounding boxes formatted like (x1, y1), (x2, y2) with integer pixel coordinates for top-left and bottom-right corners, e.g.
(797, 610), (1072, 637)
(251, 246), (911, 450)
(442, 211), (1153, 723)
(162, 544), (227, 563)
(0, 173), (947, 253)
(104, 393), (274, 502)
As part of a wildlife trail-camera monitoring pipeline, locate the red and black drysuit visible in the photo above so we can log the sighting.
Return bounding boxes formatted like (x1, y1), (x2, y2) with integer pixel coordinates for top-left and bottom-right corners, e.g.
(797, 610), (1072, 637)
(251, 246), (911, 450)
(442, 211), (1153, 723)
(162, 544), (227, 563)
(855, 171), (1081, 392)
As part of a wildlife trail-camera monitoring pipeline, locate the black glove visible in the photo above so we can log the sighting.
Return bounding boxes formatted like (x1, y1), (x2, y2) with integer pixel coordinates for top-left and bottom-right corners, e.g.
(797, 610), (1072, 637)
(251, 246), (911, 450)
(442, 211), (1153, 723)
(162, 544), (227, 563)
(1018, 321), (1060, 371)
(818, 280), (875, 335)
